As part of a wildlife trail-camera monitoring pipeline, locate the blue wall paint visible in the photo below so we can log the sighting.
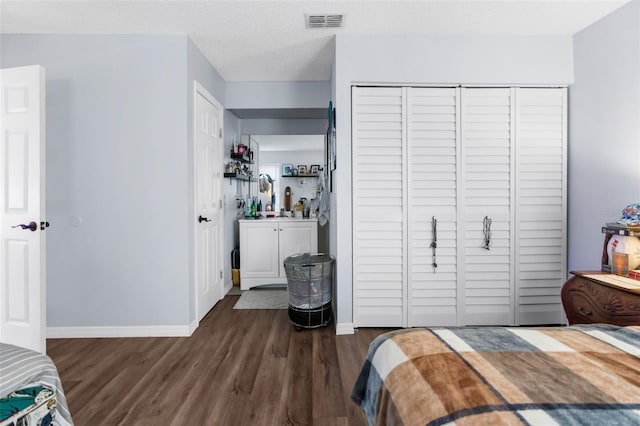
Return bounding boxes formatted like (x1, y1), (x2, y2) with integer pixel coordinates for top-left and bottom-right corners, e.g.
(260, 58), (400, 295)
(240, 118), (326, 135)
(6, 27), (630, 334)
(0, 33), (329, 331)
(570, 1), (640, 271)
(1, 34), (194, 328)
(226, 81), (329, 109)
(333, 34), (575, 329)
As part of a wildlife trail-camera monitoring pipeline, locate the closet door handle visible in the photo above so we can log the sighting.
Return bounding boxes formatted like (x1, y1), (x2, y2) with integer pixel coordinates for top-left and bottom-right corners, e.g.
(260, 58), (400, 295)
(198, 215), (211, 223)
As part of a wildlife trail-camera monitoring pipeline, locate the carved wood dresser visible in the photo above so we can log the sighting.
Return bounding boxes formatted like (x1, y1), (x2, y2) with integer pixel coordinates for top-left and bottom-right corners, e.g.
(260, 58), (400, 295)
(561, 271), (640, 325)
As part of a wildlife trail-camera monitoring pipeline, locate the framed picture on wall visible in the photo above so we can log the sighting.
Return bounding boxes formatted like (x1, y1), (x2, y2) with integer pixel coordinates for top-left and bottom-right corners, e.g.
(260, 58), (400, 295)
(297, 165), (308, 175)
(282, 164), (293, 176)
(310, 164), (320, 174)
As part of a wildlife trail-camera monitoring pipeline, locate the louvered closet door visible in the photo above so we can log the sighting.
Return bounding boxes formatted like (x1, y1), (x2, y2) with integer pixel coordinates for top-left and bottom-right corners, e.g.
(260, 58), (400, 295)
(407, 88), (459, 326)
(352, 87), (405, 327)
(460, 88), (515, 325)
(515, 88), (567, 324)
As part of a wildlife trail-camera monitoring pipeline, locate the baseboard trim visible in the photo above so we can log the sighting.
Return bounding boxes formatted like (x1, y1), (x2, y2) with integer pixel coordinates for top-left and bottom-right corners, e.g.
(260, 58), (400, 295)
(335, 322), (355, 335)
(47, 325), (193, 339)
(189, 319), (199, 336)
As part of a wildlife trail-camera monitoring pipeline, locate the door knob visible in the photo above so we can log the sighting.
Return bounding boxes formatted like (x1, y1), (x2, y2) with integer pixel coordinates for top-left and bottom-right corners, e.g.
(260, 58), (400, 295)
(12, 221), (38, 232)
(198, 215), (211, 223)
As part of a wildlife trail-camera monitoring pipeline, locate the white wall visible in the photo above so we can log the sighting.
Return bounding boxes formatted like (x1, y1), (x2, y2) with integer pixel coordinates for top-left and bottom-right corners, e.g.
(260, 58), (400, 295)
(333, 34), (574, 331)
(1, 34), (228, 334)
(226, 81), (329, 109)
(240, 118), (326, 135)
(569, 1), (640, 271)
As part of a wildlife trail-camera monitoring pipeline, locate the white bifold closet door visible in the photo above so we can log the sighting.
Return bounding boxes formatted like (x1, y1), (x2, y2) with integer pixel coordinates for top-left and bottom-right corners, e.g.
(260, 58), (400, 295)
(459, 88), (515, 325)
(352, 86), (461, 327)
(459, 87), (567, 325)
(352, 87), (405, 327)
(407, 88), (460, 326)
(352, 86), (566, 328)
(514, 88), (567, 325)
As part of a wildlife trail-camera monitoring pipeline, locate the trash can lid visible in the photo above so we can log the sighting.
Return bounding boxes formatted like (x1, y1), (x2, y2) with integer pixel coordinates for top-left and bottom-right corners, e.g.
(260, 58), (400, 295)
(283, 253), (334, 266)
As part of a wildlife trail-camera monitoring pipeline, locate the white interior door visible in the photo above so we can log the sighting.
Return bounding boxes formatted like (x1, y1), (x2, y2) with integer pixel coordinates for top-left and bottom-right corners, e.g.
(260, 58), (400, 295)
(195, 82), (223, 322)
(0, 65), (46, 353)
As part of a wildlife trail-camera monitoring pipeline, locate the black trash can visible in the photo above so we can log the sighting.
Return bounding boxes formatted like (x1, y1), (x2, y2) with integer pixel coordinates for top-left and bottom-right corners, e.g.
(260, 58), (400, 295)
(283, 253), (335, 329)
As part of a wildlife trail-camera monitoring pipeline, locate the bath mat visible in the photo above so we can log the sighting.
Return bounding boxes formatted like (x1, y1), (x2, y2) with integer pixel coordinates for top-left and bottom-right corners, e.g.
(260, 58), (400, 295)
(233, 289), (288, 310)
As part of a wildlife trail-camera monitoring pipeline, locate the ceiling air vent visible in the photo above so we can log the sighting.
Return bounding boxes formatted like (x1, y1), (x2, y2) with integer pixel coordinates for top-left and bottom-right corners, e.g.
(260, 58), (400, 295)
(305, 14), (344, 28)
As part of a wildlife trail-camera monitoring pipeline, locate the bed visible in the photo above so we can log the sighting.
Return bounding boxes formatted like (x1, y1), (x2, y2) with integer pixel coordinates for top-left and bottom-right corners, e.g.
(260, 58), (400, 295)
(352, 324), (640, 425)
(0, 343), (73, 426)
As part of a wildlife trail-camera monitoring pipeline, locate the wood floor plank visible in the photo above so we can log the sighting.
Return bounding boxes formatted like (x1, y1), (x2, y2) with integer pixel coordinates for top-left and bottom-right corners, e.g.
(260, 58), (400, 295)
(46, 293), (395, 425)
(311, 325), (347, 420)
(277, 327), (314, 425)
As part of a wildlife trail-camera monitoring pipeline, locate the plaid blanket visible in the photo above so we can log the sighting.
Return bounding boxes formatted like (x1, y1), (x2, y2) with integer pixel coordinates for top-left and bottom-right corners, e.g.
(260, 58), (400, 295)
(352, 324), (640, 426)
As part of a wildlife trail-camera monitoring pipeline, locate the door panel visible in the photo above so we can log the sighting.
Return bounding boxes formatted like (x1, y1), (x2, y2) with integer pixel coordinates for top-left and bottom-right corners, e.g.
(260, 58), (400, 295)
(278, 222), (318, 277)
(515, 88), (567, 325)
(352, 87), (405, 327)
(195, 83), (223, 322)
(460, 88), (515, 325)
(407, 87), (459, 327)
(0, 65), (46, 352)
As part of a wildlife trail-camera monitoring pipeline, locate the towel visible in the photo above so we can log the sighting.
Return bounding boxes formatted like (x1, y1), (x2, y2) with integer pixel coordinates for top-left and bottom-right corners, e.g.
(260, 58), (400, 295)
(316, 175), (330, 226)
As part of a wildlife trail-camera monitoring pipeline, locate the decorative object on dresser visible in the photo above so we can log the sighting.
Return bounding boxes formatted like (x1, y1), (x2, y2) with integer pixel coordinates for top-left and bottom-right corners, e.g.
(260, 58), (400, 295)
(601, 224), (640, 273)
(561, 271), (640, 326)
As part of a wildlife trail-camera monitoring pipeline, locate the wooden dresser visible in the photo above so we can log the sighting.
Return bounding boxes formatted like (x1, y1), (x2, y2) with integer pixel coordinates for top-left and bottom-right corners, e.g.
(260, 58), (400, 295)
(561, 271), (640, 325)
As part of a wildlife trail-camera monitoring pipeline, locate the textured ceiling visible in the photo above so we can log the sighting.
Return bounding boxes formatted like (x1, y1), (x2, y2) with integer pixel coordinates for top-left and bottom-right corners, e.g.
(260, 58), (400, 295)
(1, 0), (631, 82)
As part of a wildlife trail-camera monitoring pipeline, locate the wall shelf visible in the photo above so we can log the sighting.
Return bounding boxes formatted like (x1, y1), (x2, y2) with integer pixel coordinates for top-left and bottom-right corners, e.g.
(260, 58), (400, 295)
(224, 172), (256, 182)
(282, 174), (320, 178)
(231, 153), (253, 164)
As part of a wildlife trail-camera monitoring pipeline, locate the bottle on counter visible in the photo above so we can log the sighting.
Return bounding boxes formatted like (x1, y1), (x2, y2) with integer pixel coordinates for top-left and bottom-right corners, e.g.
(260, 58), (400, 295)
(246, 196), (252, 217)
(251, 198), (256, 217)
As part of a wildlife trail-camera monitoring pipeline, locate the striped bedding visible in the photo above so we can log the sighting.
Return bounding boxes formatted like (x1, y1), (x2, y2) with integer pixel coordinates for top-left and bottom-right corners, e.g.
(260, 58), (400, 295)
(352, 324), (640, 426)
(0, 343), (73, 426)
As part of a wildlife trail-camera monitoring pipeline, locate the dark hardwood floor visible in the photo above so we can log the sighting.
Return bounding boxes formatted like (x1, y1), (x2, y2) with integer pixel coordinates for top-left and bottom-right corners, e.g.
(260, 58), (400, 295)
(47, 292), (391, 425)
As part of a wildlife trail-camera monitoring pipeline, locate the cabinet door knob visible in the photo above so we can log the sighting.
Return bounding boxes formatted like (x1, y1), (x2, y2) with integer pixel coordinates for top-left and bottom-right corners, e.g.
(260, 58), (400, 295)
(577, 306), (592, 316)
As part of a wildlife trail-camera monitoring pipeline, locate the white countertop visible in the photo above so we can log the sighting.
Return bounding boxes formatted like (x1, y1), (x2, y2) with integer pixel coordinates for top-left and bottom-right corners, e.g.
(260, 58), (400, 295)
(239, 216), (317, 222)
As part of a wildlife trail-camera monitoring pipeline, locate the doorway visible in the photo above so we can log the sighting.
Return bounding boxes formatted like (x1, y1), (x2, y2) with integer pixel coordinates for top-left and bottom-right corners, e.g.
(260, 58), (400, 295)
(194, 82), (224, 322)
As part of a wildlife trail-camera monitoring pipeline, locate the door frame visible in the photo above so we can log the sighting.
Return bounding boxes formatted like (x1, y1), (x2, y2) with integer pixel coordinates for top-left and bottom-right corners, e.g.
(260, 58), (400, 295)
(192, 81), (224, 329)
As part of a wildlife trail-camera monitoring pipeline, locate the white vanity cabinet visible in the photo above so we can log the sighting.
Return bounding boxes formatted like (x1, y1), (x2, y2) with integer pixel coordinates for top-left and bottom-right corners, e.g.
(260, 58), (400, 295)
(239, 218), (318, 290)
